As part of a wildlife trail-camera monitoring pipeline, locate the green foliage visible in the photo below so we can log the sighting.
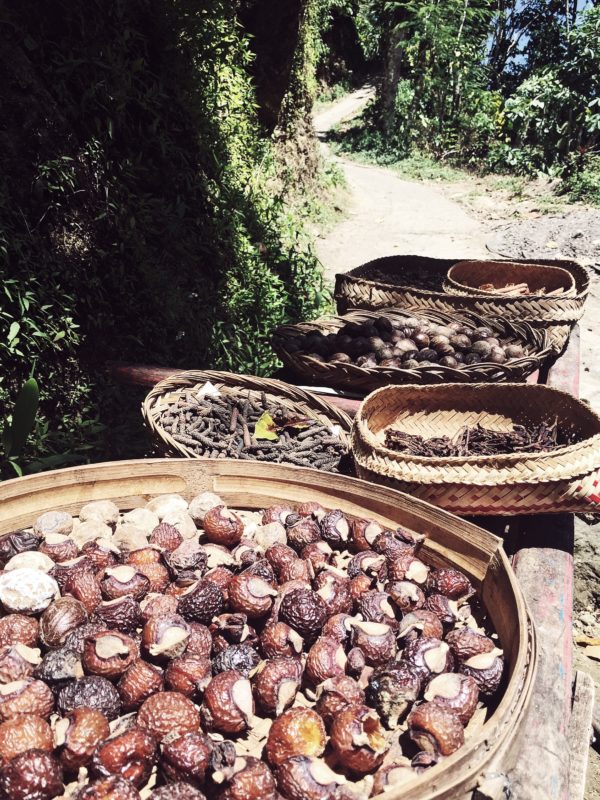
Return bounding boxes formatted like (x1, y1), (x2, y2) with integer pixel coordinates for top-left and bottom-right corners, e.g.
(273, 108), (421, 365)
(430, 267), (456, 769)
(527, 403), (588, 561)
(1, 378), (39, 479)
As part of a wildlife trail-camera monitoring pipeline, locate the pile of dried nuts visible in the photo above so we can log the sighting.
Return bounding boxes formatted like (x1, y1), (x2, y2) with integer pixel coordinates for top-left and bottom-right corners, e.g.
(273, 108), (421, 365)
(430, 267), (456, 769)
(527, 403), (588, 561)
(0, 493), (504, 800)
(282, 314), (524, 369)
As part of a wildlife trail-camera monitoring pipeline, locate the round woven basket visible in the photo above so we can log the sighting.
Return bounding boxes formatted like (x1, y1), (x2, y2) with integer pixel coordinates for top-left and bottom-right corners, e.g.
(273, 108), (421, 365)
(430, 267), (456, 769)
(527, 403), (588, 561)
(334, 255), (589, 354)
(352, 382), (600, 515)
(142, 370), (352, 466)
(445, 260), (576, 298)
(272, 308), (551, 395)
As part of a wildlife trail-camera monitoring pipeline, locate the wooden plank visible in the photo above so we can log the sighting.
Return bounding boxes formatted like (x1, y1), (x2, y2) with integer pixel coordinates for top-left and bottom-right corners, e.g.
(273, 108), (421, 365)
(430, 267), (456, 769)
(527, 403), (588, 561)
(568, 670), (596, 800)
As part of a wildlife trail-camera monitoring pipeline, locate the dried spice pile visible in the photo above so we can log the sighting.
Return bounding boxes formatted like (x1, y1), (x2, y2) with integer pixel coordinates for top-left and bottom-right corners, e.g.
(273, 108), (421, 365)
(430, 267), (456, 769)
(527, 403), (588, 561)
(384, 420), (562, 457)
(0, 492), (505, 800)
(157, 389), (348, 472)
(478, 281), (566, 297)
(361, 265), (445, 292)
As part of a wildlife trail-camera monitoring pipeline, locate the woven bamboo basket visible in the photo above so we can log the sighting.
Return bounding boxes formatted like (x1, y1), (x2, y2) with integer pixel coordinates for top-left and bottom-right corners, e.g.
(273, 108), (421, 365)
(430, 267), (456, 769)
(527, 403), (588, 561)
(0, 459), (536, 799)
(272, 308), (551, 394)
(352, 382), (600, 515)
(334, 255), (589, 354)
(445, 260), (576, 298)
(142, 369), (352, 467)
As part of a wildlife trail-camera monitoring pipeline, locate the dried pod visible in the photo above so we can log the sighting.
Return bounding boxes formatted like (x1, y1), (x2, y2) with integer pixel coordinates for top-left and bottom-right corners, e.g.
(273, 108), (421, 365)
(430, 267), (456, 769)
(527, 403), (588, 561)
(57, 676), (122, 721)
(260, 622), (304, 659)
(75, 775), (141, 800)
(177, 579), (225, 625)
(137, 691), (200, 741)
(277, 588), (327, 643)
(228, 574), (277, 619)
(402, 637), (454, 682)
(0, 569), (59, 614)
(80, 541), (118, 574)
(350, 519), (384, 552)
(372, 531), (415, 560)
(266, 708), (326, 767)
(423, 594), (459, 625)
(314, 676), (365, 727)
(345, 647), (366, 678)
(65, 569), (102, 616)
(346, 551), (385, 580)
(166, 655), (212, 698)
(82, 631), (139, 679)
(218, 756), (277, 800)
(142, 614), (191, 661)
(101, 566), (150, 601)
(262, 506), (295, 526)
(0, 644), (41, 684)
(329, 704), (388, 774)
(34, 648), (83, 692)
(424, 672), (479, 724)
(33, 511), (73, 538)
(91, 727), (157, 787)
(54, 707), (110, 771)
(0, 714), (53, 764)
(242, 558), (276, 585)
(94, 596), (142, 632)
(348, 620), (397, 667)
(40, 597), (88, 649)
(63, 623), (107, 655)
(297, 502), (327, 520)
(276, 755), (347, 800)
(319, 510), (350, 550)
(160, 730), (213, 786)
(458, 648), (504, 696)
(427, 568), (474, 600)
(397, 610), (444, 642)
(0, 749), (63, 800)
(0, 615), (39, 648)
(253, 657), (303, 716)
(136, 562), (170, 594)
(187, 623), (214, 658)
(39, 534), (79, 563)
(140, 593), (179, 623)
(212, 644), (261, 678)
(286, 518), (321, 552)
(387, 581), (426, 613)
(386, 553), (429, 585)
(321, 614), (352, 644)
(313, 571), (353, 617)
(356, 591), (397, 627)
(305, 637), (347, 684)
(117, 659), (164, 711)
(445, 628), (495, 661)
(205, 567), (235, 600)
(165, 541), (208, 576)
(150, 522), (183, 552)
(366, 662), (422, 728)
(278, 557), (312, 584)
(203, 506), (244, 548)
(232, 540), (261, 570)
(407, 701), (464, 756)
(0, 678), (54, 720)
(202, 670), (254, 734)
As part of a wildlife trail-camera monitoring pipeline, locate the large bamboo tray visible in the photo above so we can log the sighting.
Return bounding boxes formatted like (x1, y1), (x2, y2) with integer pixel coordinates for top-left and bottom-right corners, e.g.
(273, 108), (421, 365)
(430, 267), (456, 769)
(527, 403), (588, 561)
(0, 459), (536, 800)
(352, 383), (600, 515)
(334, 255), (589, 354)
(273, 308), (551, 394)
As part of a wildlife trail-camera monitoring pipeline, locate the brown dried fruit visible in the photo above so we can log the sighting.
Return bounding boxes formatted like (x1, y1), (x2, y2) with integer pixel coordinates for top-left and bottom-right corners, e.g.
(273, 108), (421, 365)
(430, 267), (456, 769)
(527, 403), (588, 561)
(348, 620), (397, 667)
(203, 506), (244, 548)
(165, 540), (208, 576)
(445, 628), (495, 661)
(329, 704), (388, 775)
(424, 672), (479, 724)
(177, 579), (224, 625)
(40, 597), (88, 649)
(305, 637), (347, 685)
(205, 567), (235, 600)
(160, 730), (213, 786)
(0, 615), (39, 648)
(0, 644), (41, 684)
(313, 572), (352, 617)
(137, 691), (200, 741)
(228, 574), (277, 619)
(387, 581), (425, 613)
(39, 534), (78, 563)
(136, 562), (170, 594)
(314, 676), (364, 727)
(94, 596), (142, 632)
(371, 760), (415, 795)
(57, 676), (122, 721)
(349, 574), (373, 605)
(423, 594), (459, 625)
(75, 775), (141, 800)
(266, 708), (326, 767)
(0, 678), (54, 720)
(262, 506), (295, 526)
(92, 727), (157, 787)
(152, 783), (205, 800)
(0, 714), (52, 765)
(253, 657), (303, 716)
(166, 655), (212, 698)
(150, 522), (183, 551)
(278, 589), (327, 642)
(186, 623), (214, 658)
(350, 519), (384, 552)
(80, 541), (118, 574)
(51, 556), (94, 592)
(276, 755), (347, 800)
(219, 755), (277, 800)
(402, 637), (454, 681)
(126, 546), (162, 565)
(65, 569), (102, 615)
(427, 568), (474, 600)
(366, 662), (422, 728)
(356, 591), (396, 627)
(265, 544), (299, 579)
(55, 707), (110, 771)
(346, 551), (385, 580)
(300, 541), (332, 571)
(101, 566), (150, 601)
(318, 510), (350, 550)
(321, 614), (352, 643)
(140, 593), (179, 623)
(285, 518), (321, 552)
(82, 631), (139, 679)
(386, 553), (429, 585)
(212, 644), (260, 677)
(260, 622), (304, 659)
(202, 670), (254, 734)
(397, 610), (444, 642)
(278, 557), (312, 584)
(118, 659), (164, 712)
(63, 622), (107, 655)
(0, 748), (63, 800)
(458, 648), (504, 696)
(372, 531), (415, 560)
(345, 647), (366, 678)
(407, 701), (464, 756)
(141, 613), (191, 661)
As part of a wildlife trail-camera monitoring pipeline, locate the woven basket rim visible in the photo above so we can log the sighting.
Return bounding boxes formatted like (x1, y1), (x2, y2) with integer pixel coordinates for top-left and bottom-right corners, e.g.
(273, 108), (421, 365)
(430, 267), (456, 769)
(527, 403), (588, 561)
(352, 382), (600, 486)
(446, 260), (577, 298)
(142, 370), (352, 460)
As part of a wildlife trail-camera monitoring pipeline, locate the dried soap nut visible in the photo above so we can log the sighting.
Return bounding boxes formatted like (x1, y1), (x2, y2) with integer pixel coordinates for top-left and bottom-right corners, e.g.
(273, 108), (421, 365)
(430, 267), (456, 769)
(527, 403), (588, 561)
(50, 556), (94, 592)
(371, 759), (415, 795)
(0, 714), (53, 764)
(345, 647), (366, 678)
(319, 510), (350, 550)
(397, 610), (444, 642)
(313, 572), (352, 617)
(80, 541), (118, 574)
(149, 522), (183, 551)
(228, 574), (277, 619)
(285, 517), (321, 552)
(252, 657), (302, 716)
(141, 614), (191, 660)
(0, 748), (64, 800)
(321, 614), (352, 644)
(427, 568), (474, 600)
(202, 670), (254, 734)
(63, 623), (107, 655)
(165, 655), (212, 698)
(265, 543), (297, 576)
(140, 593), (179, 623)
(423, 594), (459, 625)
(40, 597), (89, 649)
(262, 506), (295, 526)
(165, 540), (208, 576)
(218, 756), (277, 800)
(94, 596), (142, 632)
(186, 623), (214, 658)
(0, 532), (41, 567)
(54, 707), (110, 770)
(0, 644), (42, 684)
(350, 519), (384, 552)
(278, 589), (327, 642)
(3, 551), (55, 573)
(372, 530), (416, 559)
(91, 727), (157, 787)
(122, 507), (160, 532)
(126, 547), (162, 566)
(241, 557), (276, 584)
(445, 628), (495, 661)
(70, 521), (114, 550)
(329, 704), (389, 775)
(189, 492), (224, 525)
(300, 541), (333, 570)
(203, 506), (244, 548)
(387, 581), (426, 613)
(424, 672), (479, 724)
(266, 708), (326, 767)
(0, 569), (59, 614)
(296, 502), (327, 520)
(151, 784), (204, 800)
(212, 644), (261, 677)
(366, 662), (422, 728)
(161, 510), (197, 540)
(57, 676), (122, 721)
(112, 525), (149, 556)
(34, 647), (83, 690)
(177, 579), (224, 625)
(386, 553), (429, 585)
(348, 620), (397, 667)
(65, 569), (102, 615)
(160, 730), (213, 786)
(276, 756), (347, 800)
(277, 557), (311, 585)
(101, 566), (150, 601)
(346, 551), (385, 580)
(137, 691), (200, 741)
(253, 522), (287, 550)
(117, 659), (164, 711)
(39, 533), (79, 563)
(314, 676), (365, 727)
(402, 637), (454, 681)
(260, 623), (304, 659)
(205, 566), (235, 600)
(306, 637), (347, 685)
(75, 775), (141, 799)
(349, 574), (373, 605)
(0, 678), (54, 720)
(458, 648), (504, 696)
(136, 562), (170, 594)
(82, 631), (139, 679)
(79, 501), (120, 529)
(356, 590), (397, 627)
(146, 494), (188, 519)
(33, 511), (73, 538)
(407, 701), (464, 756)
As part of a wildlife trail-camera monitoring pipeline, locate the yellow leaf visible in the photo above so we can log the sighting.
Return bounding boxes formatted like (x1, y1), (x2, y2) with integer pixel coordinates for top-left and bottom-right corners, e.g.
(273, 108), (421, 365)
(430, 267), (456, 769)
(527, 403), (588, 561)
(254, 412), (279, 441)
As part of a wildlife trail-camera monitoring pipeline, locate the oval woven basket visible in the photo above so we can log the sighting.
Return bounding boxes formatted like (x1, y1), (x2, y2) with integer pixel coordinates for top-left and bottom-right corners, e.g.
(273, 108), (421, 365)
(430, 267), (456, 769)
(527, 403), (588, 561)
(142, 370), (352, 470)
(352, 382), (600, 515)
(445, 260), (576, 298)
(334, 255), (589, 354)
(272, 308), (551, 395)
